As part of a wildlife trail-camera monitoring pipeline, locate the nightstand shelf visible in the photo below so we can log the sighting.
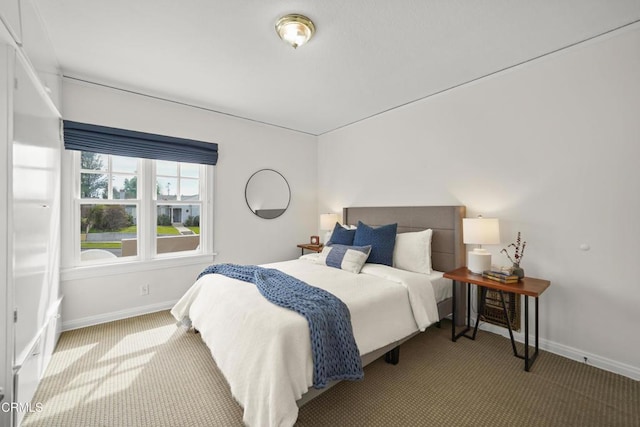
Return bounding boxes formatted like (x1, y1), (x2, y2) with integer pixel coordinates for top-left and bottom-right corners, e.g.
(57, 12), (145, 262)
(297, 244), (323, 255)
(443, 267), (551, 372)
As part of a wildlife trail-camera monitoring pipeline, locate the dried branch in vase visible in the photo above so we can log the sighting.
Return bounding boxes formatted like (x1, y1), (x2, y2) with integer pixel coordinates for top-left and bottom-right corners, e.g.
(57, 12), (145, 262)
(501, 232), (527, 267)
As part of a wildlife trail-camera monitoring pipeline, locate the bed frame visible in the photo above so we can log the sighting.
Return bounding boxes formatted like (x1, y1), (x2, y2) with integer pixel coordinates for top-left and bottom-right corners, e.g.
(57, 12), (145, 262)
(298, 205), (466, 406)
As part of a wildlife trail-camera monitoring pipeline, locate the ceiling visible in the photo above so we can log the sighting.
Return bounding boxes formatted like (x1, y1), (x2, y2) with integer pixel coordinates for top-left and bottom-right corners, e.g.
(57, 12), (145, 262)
(34, 0), (640, 136)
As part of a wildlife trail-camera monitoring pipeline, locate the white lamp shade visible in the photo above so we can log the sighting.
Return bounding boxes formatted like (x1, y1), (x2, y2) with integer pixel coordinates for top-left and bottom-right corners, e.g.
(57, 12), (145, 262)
(463, 217), (500, 274)
(462, 217), (500, 245)
(320, 213), (339, 231)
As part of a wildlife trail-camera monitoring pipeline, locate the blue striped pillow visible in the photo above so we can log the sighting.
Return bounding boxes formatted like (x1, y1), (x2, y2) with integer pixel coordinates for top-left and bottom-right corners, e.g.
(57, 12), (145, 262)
(316, 244), (372, 273)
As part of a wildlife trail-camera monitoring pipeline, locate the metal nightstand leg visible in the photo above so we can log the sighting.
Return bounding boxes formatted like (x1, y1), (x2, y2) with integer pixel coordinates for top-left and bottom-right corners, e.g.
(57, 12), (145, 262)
(452, 281), (474, 341)
(498, 290), (518, 357)
(523, 296), (540, 371)
(472, 287), (488, 339)
(507, 294), (540, 371)
(497, 290), (541, 371)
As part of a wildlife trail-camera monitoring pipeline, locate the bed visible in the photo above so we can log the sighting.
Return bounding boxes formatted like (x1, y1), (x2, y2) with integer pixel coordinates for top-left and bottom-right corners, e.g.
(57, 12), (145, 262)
(171, 205), (466, 426)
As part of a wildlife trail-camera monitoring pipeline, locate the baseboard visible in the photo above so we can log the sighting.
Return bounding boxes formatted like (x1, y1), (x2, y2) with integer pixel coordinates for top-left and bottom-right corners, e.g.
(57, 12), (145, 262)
(61, 300), (178, 332)
(478, 322), (640, 381)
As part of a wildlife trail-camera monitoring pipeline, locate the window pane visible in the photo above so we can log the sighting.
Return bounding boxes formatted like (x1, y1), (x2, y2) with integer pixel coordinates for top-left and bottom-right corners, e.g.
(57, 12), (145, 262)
(180, 163), (199, 178)
(81, 173), (108, 199)
(81, 152), (107, 171)
(180, 178), (199, 200)
(112, 174), (137, 199)
(157, 177), (178, 201)
(75, 155), (207, 264)
(156, 204), (200, 254)
(157, 160), (177, 176)
(112, 155), (138, 174)
(80, 203), (138, 259)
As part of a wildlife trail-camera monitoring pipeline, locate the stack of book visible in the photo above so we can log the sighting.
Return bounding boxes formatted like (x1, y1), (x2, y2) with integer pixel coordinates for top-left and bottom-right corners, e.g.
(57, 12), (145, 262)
(482, 269), (519, 284)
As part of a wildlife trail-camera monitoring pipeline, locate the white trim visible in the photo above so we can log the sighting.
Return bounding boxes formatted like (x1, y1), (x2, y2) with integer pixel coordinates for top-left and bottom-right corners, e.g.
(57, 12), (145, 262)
(477, 322), (640, 380)
(61, 300), (178, 332)
(16, 47), (61, 118)
(2, 47), (16, 423)
(63, 153), (214, 269)
(61, 252), (216, 281)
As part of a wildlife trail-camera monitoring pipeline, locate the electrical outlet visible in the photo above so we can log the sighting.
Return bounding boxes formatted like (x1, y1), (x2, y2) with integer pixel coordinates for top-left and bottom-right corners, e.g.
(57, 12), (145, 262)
(140, 284), (149, 295)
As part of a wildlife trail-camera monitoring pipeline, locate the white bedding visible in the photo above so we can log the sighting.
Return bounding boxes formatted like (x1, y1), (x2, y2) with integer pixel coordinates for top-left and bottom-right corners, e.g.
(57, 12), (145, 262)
(171, 257), (448, 427)
(429, 270), (454, 303)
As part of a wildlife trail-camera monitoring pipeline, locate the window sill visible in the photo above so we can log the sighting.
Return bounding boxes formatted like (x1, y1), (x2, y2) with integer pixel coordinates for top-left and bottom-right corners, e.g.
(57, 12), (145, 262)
(61, 252), (217, 281)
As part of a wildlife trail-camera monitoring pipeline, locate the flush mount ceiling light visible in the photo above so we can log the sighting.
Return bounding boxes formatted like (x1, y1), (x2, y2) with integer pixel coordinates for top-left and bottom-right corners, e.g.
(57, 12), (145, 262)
(275, 14), (315, 49)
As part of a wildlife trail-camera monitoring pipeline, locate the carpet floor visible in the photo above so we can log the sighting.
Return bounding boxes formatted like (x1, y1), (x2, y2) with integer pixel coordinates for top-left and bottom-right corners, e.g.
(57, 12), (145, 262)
(23, 311), (639, 426)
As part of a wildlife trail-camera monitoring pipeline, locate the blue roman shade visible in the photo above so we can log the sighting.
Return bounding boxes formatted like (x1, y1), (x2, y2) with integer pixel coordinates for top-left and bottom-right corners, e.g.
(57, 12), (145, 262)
(63, 120), (218, 165)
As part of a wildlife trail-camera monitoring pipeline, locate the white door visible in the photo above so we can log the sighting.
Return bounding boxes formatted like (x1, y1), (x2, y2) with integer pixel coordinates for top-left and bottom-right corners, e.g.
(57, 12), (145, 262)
(4, 45), (61, 427)
(0, 44), (12, 427)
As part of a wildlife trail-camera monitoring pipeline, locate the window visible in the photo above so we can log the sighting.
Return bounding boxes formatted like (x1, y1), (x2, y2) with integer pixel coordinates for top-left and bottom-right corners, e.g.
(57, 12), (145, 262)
(72, 150), (211, 265)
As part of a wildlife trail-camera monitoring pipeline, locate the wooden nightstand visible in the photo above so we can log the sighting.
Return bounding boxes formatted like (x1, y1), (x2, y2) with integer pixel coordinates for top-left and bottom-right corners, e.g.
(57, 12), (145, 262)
(443, 267), (551, 372)
(297, 243), (323, 255)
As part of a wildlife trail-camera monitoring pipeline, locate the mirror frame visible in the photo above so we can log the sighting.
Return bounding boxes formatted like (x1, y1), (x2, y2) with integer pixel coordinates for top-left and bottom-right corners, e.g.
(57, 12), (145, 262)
(244, 168), (291, 219)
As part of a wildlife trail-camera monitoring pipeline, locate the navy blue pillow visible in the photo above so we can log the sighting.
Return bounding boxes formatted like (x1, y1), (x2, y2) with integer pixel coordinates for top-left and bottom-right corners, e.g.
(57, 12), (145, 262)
(327, 222), (356, 246)
(353, 221), (398, 266)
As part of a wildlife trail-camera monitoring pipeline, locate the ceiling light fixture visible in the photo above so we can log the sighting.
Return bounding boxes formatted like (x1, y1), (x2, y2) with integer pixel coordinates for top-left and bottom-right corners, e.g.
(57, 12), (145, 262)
(275, 14), (315, 49)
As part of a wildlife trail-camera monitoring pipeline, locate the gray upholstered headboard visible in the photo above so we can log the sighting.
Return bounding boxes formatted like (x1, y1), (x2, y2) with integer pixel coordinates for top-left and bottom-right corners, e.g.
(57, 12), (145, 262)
(343, 206), (466, 273)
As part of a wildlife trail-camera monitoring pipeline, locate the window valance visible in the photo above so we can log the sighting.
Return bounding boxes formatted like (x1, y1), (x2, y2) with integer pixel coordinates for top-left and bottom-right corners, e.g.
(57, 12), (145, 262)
(63, 120), (218, 166)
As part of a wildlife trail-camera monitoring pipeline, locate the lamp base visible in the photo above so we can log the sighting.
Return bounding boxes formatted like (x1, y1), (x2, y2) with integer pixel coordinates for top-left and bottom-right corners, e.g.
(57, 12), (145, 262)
(468, 249), (491, 275)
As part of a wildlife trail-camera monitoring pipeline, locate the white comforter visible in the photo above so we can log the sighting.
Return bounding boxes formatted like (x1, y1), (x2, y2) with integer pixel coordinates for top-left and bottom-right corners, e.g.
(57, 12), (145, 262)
(171, 257), (441, 427)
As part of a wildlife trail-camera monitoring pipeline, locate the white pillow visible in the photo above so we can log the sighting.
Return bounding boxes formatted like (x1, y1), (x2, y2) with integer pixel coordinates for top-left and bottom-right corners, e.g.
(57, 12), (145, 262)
(392, 229), (433, 274)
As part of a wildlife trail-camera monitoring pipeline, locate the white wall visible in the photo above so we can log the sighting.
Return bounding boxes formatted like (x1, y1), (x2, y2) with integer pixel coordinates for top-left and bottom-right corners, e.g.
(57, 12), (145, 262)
(61, 79), (317, 329)
(318, 25), (640, 378)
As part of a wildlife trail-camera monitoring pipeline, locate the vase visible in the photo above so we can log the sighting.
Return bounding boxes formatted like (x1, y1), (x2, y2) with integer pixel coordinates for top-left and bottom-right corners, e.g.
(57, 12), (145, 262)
(512, 264), (525, 279)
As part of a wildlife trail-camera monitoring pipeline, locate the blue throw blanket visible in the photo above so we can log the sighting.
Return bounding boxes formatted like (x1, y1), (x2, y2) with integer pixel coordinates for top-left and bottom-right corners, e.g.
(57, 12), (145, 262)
(198, 263), (363, 388)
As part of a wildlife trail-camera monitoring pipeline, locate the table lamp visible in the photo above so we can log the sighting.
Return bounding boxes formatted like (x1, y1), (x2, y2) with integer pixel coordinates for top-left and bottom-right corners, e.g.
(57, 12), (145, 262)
(463, 216), (500, 274)
(320, 213), (339, 244)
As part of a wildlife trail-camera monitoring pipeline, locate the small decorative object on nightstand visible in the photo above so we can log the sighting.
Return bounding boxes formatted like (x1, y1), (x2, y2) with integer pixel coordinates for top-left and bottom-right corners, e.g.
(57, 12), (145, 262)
(501, 232), (527, 279)
(310, 235), (320, 245)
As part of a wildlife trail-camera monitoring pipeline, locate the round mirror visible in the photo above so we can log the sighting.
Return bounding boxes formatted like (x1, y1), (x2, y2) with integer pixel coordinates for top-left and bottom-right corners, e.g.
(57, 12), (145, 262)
(245, 169), (291, 219)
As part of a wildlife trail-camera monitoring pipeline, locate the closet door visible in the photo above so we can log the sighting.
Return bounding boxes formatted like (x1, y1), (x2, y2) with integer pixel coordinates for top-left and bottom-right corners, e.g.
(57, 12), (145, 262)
(0, 45), (11, 427)
(11, 48), (61, 427)
(12, 61), (59, 364)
